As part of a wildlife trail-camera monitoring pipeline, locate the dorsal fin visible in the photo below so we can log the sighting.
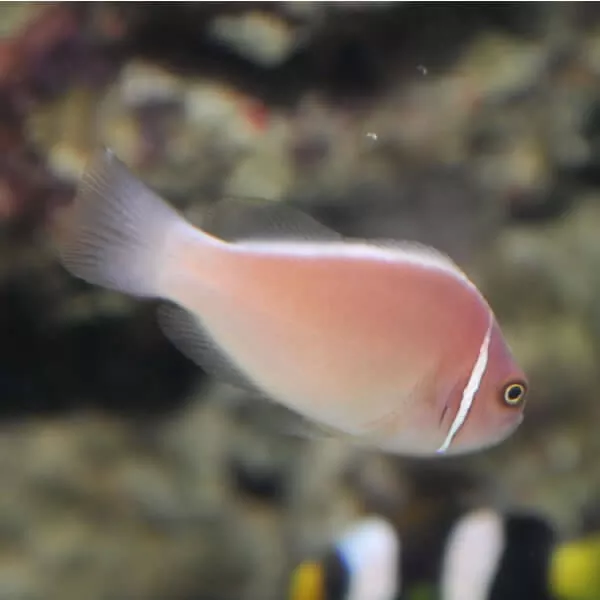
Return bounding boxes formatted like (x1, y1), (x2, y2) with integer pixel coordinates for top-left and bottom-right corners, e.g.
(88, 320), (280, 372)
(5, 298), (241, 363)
(201, 197), (465, 286)
(201, 196), (342, 243)
(362, 238), (471, 283)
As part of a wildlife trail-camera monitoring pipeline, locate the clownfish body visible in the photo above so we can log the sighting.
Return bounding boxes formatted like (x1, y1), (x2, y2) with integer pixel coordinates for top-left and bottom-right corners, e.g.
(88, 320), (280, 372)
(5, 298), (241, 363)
(55, 149), (528, 457)
(440, 508), (600, 600)
(289, 510), (600, 600)
(289, 517), (400, 600)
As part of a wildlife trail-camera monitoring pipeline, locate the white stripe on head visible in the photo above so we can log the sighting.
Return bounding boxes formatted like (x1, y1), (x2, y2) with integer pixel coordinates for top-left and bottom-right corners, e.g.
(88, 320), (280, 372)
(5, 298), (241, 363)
(437, 315), (493, 454)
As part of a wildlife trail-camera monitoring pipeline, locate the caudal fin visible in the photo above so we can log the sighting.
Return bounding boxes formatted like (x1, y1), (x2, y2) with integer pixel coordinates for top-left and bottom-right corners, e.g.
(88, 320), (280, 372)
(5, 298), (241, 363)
(57, 149), (187, 298)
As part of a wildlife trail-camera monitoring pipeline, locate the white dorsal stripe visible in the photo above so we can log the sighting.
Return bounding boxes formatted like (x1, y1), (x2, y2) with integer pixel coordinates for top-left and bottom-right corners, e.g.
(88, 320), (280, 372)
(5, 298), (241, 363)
(236, 239), (474, 287)
(437, 316), (493, 454)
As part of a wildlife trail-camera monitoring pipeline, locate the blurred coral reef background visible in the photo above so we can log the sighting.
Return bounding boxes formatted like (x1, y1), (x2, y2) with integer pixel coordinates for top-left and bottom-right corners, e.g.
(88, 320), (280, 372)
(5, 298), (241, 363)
(1, 2), (600, 599)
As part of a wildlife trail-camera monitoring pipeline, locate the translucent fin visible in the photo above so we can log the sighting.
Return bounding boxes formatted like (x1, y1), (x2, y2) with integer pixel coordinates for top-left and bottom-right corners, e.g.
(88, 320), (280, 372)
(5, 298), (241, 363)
(158, 302), (354, 443)
(202, 196), (342, 243)
(365, 239), (466, 278)
(233, 397), (346, 442)
(157, 302), (262, 393)
(57, 148), (187, 298)
(276, 412), (345, 441)
(283, 413), (403, 449)
(157, 305), (345, 441)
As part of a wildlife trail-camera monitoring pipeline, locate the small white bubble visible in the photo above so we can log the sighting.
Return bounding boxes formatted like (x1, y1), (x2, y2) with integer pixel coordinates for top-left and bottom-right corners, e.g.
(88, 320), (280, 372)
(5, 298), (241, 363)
(366, 132), (378, 141)
(417, 65), (428, 76)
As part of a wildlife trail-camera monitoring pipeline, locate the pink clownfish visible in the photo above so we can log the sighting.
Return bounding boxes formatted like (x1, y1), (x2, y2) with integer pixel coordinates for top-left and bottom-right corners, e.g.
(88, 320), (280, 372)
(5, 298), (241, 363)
(55, 149), (528, 457)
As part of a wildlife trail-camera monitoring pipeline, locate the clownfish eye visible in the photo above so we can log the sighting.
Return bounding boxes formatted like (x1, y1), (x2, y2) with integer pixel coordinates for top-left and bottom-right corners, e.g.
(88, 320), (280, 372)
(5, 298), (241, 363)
(503, 382), (527, 407)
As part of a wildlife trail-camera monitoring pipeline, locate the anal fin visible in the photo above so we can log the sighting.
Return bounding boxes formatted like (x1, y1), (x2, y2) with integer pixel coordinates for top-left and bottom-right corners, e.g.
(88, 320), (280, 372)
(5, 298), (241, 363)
(158, 301), (356, 445)
(232, 396), (347, 442)
(157, 302), (262, 394)
(277, 411), (347, 441)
